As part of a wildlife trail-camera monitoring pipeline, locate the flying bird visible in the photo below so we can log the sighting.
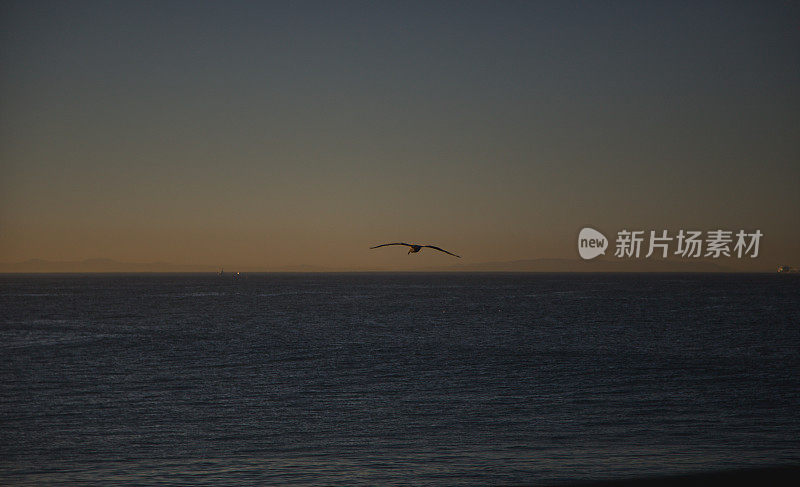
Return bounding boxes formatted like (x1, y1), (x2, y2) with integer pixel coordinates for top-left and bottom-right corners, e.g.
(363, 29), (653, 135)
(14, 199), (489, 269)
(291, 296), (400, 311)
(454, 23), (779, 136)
(370, 242), (461, 258)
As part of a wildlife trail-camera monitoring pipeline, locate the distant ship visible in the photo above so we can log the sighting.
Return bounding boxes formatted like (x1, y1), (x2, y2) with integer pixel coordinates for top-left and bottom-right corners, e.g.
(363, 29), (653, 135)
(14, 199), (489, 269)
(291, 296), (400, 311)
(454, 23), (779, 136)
(218, 268), (245, 278)
(777, 265), (799, 273)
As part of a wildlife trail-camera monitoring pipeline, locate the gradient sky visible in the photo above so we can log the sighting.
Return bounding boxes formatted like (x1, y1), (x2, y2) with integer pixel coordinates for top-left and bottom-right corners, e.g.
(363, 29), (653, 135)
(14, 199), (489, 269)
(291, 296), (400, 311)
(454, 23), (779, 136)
(1, 0), (798, 270)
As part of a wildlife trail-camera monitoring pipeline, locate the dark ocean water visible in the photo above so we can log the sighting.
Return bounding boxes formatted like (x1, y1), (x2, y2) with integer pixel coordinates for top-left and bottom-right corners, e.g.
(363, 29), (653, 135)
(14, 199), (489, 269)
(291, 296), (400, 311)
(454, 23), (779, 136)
(1, 273), (799, 485)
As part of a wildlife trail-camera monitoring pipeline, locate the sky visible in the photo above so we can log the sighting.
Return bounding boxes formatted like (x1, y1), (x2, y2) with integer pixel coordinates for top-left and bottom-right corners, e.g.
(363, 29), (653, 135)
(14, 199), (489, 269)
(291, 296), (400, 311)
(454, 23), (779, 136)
(1, 0), (798, 271)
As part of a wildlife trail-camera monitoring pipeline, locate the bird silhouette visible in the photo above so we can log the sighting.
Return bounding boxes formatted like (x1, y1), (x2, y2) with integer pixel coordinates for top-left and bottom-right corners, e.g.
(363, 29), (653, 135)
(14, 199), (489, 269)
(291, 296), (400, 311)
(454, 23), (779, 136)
(370, 242), (461, 258)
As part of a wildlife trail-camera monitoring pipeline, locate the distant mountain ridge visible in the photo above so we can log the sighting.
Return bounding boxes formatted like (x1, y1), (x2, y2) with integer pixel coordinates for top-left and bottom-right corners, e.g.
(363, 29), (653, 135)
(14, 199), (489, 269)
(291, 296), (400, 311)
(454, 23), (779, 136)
(0, 257), (745, 273)
(0, 259), (217, 273)
(430, 258), (736, 273)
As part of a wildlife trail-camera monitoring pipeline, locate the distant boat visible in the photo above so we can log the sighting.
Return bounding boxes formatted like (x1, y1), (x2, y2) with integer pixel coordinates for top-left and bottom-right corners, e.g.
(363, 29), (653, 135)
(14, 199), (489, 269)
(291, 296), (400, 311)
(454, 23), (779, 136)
(778, 265), (799, 273)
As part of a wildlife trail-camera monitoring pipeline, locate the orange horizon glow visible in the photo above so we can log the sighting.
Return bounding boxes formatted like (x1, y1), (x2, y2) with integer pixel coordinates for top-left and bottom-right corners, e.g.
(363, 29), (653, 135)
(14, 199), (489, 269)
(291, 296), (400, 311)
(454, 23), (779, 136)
(1, 1), (798, 272)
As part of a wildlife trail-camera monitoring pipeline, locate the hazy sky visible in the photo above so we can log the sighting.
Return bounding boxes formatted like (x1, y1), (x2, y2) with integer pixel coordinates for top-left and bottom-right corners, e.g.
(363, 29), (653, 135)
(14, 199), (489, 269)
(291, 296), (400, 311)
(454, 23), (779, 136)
(1, 0), (798, 270)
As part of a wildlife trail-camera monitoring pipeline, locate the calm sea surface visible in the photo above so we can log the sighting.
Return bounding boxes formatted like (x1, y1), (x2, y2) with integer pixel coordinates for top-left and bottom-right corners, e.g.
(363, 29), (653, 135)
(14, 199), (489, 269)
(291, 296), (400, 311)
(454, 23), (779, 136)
(1, 273), (799, 485)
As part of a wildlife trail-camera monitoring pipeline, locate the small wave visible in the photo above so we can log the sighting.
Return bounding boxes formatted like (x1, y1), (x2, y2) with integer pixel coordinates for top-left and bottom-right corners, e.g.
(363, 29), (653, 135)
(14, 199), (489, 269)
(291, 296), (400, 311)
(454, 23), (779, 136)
(4, 293), (72, 297)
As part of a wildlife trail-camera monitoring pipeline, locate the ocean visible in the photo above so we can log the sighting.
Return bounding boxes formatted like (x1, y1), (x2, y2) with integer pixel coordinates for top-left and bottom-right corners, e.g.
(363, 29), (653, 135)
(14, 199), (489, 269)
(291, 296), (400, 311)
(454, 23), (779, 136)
(1, 273), (799, 485)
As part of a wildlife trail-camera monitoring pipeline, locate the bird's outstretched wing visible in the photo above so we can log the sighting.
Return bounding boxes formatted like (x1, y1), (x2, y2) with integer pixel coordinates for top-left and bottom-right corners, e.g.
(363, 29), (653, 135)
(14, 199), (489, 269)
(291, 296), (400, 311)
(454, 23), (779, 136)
(370, 242), (413, 249)
(422, 245), (461, 258)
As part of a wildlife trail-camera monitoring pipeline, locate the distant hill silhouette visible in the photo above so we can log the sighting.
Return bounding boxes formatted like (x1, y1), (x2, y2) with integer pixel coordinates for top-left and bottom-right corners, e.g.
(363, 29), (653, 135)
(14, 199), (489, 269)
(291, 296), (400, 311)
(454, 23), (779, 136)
(0, 257), (749, 273)
(431, 257), (736, 273)
(0, 259), (217, 273)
